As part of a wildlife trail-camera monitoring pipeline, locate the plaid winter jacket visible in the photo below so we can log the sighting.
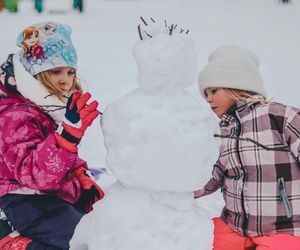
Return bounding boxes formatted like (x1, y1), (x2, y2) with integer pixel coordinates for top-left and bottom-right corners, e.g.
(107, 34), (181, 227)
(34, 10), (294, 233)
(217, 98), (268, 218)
(195, 97), (300, 237)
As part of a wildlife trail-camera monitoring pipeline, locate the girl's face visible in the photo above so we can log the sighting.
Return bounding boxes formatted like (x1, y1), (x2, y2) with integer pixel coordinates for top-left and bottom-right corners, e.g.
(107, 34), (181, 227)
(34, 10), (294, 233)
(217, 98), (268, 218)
(48, 67), (76, 96)
(205, 87), (236, 118)
(25, 31), (38, 47)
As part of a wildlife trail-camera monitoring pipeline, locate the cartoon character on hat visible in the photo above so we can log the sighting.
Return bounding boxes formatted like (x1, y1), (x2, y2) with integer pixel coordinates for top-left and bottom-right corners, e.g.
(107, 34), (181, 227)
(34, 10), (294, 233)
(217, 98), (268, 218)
(21, 26), (47, 62)
(17, 22), (77, 76)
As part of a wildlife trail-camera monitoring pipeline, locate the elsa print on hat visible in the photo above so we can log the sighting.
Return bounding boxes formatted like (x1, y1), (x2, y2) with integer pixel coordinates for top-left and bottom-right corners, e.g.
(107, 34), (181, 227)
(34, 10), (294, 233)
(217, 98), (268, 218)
(16, 22), (78, 76)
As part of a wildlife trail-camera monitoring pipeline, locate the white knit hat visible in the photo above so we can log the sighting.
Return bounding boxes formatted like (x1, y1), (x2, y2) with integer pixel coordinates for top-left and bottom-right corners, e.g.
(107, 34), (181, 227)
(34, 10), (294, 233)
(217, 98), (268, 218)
(198, 45), (267, 99)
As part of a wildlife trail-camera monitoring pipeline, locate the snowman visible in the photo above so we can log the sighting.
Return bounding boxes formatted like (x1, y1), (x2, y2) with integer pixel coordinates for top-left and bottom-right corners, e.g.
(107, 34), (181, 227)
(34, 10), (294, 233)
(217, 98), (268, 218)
(71, 18), (218, 250)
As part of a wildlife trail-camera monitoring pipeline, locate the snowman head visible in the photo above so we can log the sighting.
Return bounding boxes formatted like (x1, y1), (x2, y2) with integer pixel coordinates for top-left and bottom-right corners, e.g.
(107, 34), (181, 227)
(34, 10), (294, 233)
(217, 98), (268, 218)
(133, 18), (197, 94)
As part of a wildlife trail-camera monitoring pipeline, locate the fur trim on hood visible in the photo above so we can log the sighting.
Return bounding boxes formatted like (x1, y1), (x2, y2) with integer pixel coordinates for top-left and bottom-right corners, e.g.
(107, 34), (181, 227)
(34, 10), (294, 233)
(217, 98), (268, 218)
(0, 53), (67, 122)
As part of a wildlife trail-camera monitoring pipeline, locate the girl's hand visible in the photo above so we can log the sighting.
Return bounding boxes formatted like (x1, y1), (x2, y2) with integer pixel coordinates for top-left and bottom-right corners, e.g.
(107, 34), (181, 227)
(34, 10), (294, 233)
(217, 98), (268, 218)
(73, 166), (105, 213)
(54, 92), (100, 152)
(193, 189), (205, 199)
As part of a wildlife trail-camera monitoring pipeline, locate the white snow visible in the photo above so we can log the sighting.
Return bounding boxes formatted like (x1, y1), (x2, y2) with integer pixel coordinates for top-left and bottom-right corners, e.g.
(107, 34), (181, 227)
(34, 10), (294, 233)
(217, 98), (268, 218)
(102, 89), (217, 191)
(72, 183), (213, 250)
(91, 22), (217, 249)
(1, 0), (300, 249)
(101, 23), (217, 192)
(134, 23), (196, 93)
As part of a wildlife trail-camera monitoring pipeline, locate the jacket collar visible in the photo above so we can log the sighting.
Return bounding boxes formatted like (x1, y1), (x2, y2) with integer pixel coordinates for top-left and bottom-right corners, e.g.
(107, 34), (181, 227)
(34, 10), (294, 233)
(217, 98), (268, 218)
(0, 54), (66, 122)
(220, 95), (265, 125)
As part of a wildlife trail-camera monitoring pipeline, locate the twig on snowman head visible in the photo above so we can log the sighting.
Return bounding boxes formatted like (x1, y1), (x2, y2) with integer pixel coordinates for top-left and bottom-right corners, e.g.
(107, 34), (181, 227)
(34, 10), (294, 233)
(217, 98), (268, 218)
(144, 31), (153, 38)
(140, 16), (148, 26)
(137, 18), (190, 40)
(138, 25), (143, 40)
(169, 24), (174, 35)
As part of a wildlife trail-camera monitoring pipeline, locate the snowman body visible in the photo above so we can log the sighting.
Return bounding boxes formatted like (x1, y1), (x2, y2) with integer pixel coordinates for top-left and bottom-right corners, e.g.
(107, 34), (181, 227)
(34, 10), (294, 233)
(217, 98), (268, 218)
(71, 22), (218, 250)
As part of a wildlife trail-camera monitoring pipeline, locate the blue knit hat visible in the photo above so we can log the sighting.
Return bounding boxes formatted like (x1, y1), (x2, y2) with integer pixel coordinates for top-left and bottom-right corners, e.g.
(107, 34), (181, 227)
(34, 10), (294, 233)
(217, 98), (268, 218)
(16, 22), (78, 76)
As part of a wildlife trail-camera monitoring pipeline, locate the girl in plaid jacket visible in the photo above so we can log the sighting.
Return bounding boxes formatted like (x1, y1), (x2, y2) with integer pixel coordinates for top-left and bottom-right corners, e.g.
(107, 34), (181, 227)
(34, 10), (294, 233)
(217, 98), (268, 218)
(194, 45), (300, 250)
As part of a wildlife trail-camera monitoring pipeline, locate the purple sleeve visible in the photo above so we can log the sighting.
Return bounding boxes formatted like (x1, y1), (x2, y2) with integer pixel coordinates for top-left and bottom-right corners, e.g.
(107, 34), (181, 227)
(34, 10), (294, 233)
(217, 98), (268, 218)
(284, 108), (300, 162)
(194, 161), (225, 199)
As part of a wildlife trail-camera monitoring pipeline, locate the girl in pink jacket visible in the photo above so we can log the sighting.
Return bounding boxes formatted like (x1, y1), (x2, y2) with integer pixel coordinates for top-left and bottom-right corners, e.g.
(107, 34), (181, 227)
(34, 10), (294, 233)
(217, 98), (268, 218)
(0, 22), (104, 249)
(194, 45), (300, 250)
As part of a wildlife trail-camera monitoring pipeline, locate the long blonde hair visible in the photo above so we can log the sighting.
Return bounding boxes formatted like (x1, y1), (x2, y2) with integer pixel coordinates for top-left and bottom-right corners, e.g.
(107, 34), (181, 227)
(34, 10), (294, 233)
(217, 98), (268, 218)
(223, 88), (270, 104)
(35, 70), (83, 102)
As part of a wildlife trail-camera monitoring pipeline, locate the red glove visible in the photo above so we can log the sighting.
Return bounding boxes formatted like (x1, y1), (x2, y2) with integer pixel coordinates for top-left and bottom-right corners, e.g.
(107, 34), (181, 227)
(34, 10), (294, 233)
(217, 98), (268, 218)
(54, 92), (100, 153)
(73, 166), (105, 213)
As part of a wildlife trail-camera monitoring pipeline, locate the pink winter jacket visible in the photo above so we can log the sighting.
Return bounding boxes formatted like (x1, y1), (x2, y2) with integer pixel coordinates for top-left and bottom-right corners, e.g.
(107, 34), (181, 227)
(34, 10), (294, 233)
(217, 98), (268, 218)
(0, 54), (86, 204)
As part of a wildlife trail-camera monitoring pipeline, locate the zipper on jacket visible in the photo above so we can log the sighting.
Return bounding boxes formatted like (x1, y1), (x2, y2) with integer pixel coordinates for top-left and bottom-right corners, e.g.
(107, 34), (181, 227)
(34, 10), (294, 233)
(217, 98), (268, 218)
(233, 113), (249, 236)
(278, 177), (292, 218)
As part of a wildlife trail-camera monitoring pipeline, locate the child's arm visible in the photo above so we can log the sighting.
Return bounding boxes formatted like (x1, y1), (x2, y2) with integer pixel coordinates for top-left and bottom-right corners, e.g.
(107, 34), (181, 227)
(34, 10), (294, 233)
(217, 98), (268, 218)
(194, 160), (225, 199)
(0, 110), (80, 192)
(284, 107), (300, 163)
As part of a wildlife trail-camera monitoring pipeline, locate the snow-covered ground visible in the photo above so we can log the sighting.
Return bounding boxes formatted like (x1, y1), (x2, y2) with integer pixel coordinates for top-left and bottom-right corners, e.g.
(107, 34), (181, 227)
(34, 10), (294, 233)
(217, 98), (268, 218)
(1, 0), (300, 249)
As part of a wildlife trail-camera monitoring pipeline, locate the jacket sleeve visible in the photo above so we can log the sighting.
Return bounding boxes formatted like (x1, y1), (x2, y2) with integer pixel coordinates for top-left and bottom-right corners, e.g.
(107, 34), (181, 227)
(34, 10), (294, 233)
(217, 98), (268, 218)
(0, 109), (86, 193)
(194, 159), (225, 199)
(284, 107), (300, 164)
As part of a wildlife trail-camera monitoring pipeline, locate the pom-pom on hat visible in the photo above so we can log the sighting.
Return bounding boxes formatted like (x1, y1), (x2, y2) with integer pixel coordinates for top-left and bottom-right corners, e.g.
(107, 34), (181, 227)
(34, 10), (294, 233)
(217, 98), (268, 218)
(198, 45), (267, 99)
(16, 22), (77, 76)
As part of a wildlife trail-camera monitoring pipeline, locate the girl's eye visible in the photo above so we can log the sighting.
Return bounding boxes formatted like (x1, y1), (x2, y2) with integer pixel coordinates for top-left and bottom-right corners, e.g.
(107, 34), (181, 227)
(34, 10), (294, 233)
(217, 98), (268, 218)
(211, 88), (218, 94)
(50, 70), (61, 75)
(68, 71), (76, 75)
(27, 36), (32, 40)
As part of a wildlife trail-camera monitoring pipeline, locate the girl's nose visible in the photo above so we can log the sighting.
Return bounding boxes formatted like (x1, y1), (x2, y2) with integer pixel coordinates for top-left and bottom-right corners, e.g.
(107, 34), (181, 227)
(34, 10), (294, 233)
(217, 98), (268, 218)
(59, 73), (69, 83)
(206, 95), (212, 103)
(59, 78), (66, 84)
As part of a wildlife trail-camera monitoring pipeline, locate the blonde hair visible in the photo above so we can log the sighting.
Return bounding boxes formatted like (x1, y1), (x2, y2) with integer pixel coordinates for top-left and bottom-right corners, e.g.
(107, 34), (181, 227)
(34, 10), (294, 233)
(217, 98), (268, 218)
(223, 88), (270, 104)
(35, 70), (83, 102)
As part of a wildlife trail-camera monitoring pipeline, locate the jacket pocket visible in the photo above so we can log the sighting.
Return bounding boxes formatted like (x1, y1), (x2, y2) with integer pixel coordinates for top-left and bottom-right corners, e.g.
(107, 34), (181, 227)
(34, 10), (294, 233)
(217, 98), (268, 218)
(278, 177), (292, 218)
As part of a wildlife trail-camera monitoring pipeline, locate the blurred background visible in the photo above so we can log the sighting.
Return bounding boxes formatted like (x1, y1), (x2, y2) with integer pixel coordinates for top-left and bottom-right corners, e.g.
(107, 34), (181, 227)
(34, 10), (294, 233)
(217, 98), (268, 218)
(0, 0), (294, 14)
(0, 0), (83, 13)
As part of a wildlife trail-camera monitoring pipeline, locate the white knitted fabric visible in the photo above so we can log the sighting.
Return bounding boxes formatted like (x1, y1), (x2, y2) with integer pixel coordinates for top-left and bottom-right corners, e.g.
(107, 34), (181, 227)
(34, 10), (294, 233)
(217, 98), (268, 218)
(198, 45), (267, 98)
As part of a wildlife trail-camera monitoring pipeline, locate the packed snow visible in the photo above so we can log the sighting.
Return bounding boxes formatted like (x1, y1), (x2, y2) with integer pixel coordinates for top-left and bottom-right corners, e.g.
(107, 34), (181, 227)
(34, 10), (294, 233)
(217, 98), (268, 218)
(79, 20), (217, 249)
(1, 0), (300, 249)
(101, 21), (217, 191)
